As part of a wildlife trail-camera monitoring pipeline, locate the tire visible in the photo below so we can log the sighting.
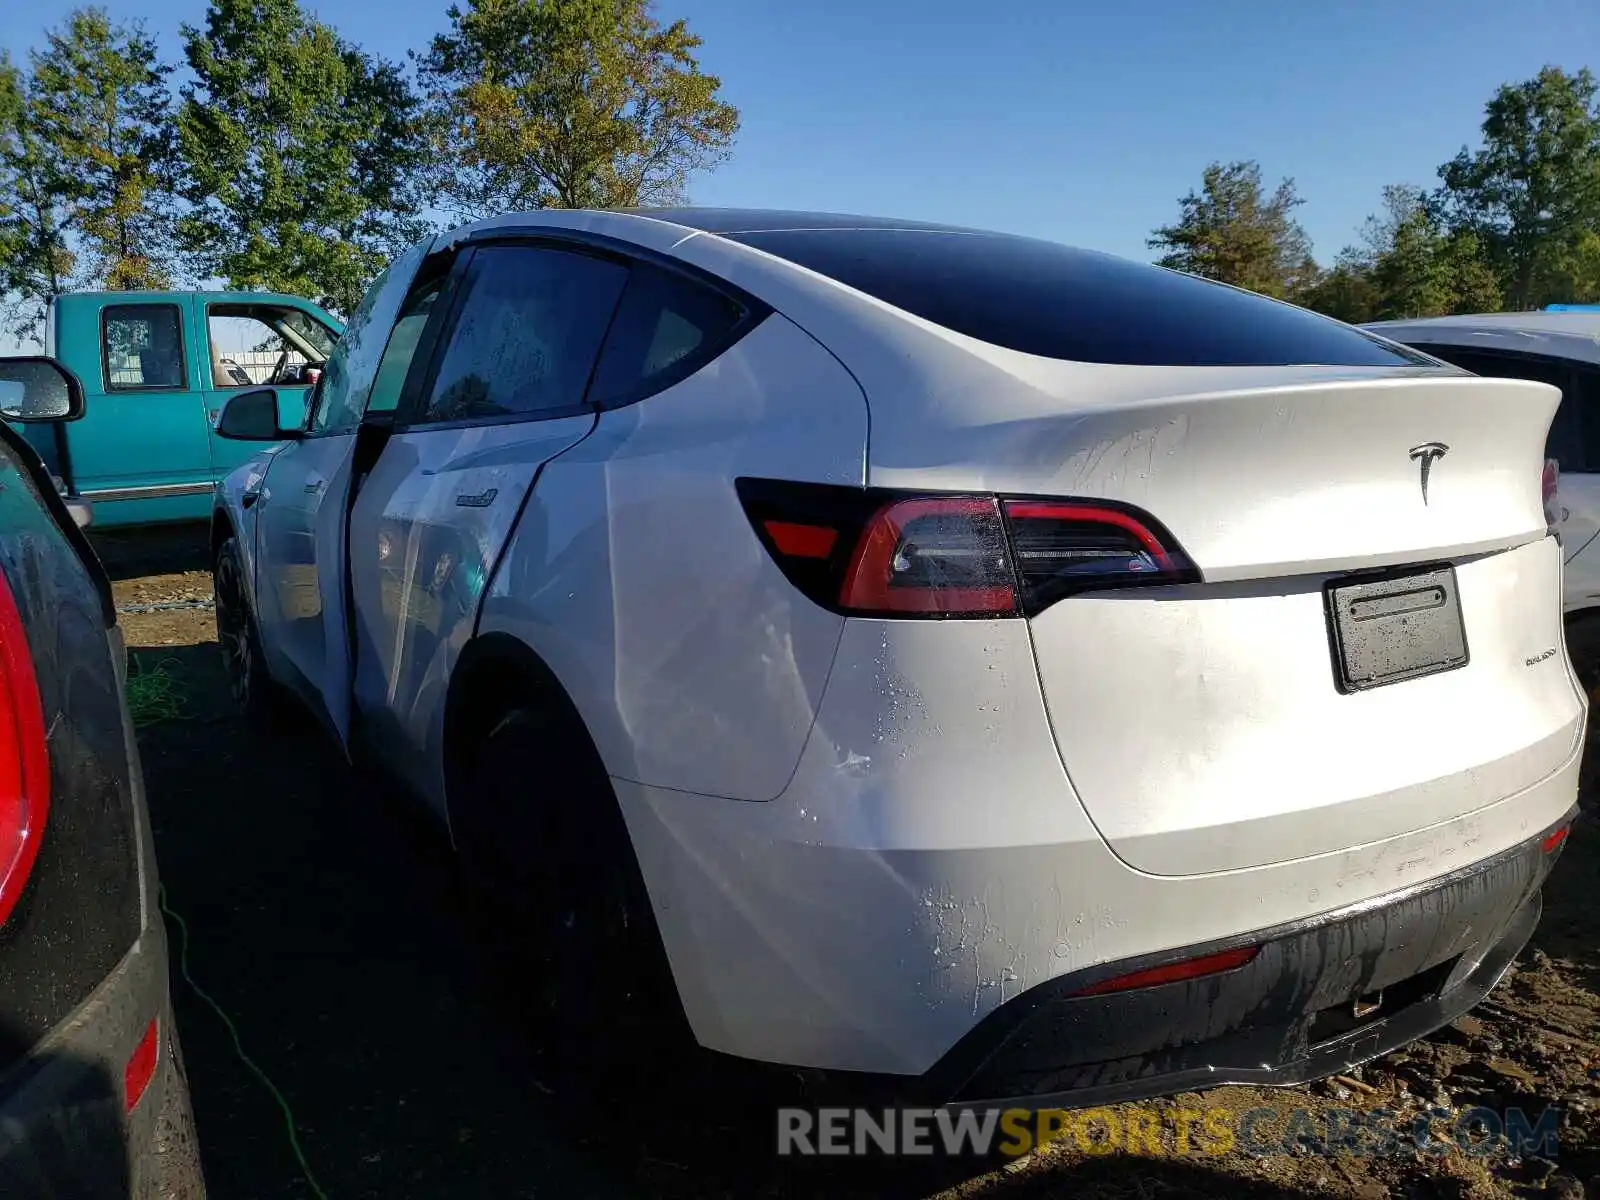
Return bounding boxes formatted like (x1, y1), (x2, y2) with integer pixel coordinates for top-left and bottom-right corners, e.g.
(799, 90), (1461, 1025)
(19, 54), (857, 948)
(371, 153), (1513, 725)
(212, 537), (290, 724)
(453, 704), (690, 1109)
(1567, 613), (1600, 803)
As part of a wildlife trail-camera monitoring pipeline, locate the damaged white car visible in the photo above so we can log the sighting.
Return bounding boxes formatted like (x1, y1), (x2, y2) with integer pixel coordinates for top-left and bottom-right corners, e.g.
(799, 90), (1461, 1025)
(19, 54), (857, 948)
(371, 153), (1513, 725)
(209, 208), (1581, 1108)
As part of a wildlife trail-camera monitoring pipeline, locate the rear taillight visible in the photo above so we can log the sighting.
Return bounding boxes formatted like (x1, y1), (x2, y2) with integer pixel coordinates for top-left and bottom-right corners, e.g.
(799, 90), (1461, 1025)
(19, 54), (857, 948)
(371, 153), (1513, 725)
(1002, 499), (1197, 613)
(840, 496), (1016, 616)
(737, 479), (1197, 618)
(1544, 458), (1561, 533)
(0, 565), (48, 928)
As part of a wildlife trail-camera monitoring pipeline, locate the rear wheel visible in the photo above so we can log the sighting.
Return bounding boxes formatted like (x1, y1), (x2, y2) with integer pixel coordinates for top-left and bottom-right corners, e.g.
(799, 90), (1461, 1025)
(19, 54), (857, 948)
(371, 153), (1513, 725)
(452, 702), (690, 1109)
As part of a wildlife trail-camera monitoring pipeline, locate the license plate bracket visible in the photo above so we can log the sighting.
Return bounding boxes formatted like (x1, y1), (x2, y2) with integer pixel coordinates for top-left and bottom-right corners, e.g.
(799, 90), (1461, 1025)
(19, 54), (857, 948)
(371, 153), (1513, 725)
(1325, 564), (1468, 693)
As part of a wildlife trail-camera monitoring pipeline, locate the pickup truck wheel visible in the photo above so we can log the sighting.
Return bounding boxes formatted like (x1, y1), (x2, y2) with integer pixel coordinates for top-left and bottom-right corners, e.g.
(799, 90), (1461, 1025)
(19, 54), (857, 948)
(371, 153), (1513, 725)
(455, 705), (690, 1111)
(213, 537), (288, 725)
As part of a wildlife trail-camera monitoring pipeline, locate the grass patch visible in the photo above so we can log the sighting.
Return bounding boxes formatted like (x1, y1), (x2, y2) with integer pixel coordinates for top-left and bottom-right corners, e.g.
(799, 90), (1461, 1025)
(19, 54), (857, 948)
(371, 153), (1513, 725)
(126, 656), (190, 726)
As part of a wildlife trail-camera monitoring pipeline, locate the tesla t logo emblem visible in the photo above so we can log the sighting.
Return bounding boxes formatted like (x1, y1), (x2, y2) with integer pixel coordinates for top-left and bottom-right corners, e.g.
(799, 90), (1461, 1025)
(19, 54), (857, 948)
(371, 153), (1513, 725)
(1409, 442), (1449, 505)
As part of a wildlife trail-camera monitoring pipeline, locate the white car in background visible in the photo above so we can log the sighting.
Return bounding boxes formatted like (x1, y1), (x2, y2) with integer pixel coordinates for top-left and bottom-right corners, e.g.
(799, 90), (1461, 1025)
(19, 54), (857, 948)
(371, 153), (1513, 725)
(208, 209), (1580, 1111)
(1366, 316), (1600, 761)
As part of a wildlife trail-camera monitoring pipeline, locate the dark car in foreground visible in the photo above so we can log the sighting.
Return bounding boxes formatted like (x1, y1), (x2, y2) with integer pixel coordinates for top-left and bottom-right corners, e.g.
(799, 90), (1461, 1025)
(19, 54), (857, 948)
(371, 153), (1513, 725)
(0, 358), (203, 1198)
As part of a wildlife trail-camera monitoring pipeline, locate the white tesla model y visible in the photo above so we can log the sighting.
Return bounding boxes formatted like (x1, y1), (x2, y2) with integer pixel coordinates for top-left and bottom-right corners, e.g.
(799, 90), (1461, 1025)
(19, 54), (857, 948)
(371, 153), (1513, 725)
(210, 208), (1581, 1108)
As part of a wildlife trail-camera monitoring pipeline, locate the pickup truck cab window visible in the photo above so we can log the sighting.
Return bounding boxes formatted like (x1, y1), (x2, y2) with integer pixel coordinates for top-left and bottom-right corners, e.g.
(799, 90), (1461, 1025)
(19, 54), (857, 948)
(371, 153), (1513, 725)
(205, 303), (336, 390)
(102, 304), (186, 391)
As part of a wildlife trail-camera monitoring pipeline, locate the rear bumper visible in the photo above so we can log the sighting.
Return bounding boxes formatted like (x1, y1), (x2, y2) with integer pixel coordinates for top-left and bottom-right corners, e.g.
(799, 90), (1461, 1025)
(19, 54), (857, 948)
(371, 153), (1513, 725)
(0, 920), (202, 1198)
(617, 656), (1581, 1078)
(935, 813), (1566, 1109)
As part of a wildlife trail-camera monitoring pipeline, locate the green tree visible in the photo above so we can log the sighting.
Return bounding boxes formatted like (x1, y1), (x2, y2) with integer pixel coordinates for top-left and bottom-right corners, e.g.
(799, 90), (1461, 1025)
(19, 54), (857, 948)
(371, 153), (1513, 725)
(1363, 185), (1461, 319)
(1438, 66), (1600, 309)
(418, 0), (740, 221)
(176, 0), (430, 314)
(0, 53), (77, 344)
(30, 8), (177, 290)
(1148, 160), (1313, 298)
(1291, 252), (1379, 324)
(1295, 186), (1502, 324)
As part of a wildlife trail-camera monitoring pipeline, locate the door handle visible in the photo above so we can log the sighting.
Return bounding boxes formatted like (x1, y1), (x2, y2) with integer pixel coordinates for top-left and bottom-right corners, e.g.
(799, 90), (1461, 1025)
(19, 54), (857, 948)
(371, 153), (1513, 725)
(305, 479), (325, 494)
(242, 490), (260, 510)
(455, 487), (498, 508)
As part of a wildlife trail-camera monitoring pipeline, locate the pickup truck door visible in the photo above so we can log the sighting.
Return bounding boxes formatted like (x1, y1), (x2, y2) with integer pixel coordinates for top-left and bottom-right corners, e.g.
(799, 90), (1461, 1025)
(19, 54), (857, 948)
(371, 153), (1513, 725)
(67, 300), (215, 522)
(251, 238), (434, 743)
(339, 240), (627, 811)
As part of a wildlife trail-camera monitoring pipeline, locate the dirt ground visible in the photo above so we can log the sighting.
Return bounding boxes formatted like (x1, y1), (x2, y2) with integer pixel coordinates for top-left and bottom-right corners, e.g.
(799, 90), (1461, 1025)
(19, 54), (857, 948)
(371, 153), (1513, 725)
(93, 524), (1600, 1200)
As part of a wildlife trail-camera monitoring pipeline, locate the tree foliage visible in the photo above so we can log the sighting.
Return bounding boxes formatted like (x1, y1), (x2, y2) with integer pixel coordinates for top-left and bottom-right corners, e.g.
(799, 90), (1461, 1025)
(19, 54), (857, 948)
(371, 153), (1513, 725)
(418, 0), (739, 221)
(176, 0), (430, 314)
(30, 8), (177, 290)
(1147, 160), (1313, 298)
(0, 52), (77, 343)
(1438, 66), (1600, 310)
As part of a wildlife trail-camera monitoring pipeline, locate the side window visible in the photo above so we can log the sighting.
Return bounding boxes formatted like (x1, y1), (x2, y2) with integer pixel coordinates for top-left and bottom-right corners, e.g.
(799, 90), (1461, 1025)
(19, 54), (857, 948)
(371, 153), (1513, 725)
(102, 304), (185, 390)
(366, 279), (445, 415)
(1411, 344), (1587, 472)
(207, 304), (335, 389)
(588, 263), (745, 408)
(311, 267), (396, 434)
(309, 237), (433, 435)
(1568, 365), (1600, 473)
(417, 244), (627, 424)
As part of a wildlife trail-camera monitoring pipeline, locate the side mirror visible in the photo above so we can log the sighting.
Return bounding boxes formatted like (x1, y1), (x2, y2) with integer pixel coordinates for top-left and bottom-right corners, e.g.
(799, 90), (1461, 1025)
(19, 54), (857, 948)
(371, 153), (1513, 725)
(215, 388), (297, 442)
(0, 357), (85, 422)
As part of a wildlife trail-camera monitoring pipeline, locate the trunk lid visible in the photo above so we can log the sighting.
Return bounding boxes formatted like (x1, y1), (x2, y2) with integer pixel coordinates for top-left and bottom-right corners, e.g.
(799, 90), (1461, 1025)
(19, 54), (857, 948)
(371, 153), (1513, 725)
(870, 366), (1582, 876)
(874, 370), (1561, 583)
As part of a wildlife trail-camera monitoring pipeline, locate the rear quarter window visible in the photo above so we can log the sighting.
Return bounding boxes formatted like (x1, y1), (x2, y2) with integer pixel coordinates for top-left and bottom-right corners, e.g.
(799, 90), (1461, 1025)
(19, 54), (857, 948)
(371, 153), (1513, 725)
(729, 228), (1431, 368)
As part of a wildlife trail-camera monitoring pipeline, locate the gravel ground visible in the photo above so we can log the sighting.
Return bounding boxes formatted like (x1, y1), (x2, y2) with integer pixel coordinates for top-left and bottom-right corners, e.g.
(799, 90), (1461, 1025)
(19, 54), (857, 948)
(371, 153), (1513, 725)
(93, 524), (1600, 1200)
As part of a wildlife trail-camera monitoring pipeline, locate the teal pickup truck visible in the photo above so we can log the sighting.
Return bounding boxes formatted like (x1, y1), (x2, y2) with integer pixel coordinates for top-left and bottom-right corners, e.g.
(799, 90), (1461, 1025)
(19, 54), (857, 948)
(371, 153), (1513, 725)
(16, 290), (343, 528)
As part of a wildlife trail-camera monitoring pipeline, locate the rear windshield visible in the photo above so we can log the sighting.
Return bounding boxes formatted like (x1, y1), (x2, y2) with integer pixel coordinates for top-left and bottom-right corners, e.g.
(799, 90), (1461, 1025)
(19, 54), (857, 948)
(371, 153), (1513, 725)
(729, 228), (1432, 368)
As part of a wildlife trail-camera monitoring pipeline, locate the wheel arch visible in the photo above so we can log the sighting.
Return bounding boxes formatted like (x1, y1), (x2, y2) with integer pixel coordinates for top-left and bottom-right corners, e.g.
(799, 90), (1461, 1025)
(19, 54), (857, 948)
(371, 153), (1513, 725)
(441, 631), (614, 836)
(210, 504), (235, 559)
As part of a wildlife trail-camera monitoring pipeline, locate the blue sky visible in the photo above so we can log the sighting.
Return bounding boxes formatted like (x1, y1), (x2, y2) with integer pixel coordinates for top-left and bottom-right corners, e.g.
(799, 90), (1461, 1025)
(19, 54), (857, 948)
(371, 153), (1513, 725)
(2, 0), (1599, 265)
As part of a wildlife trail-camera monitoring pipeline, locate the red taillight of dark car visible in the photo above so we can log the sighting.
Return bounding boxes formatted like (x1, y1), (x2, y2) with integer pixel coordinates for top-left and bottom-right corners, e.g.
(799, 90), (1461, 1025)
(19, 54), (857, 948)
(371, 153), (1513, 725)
(738, 478), (1198, 618)
(0, 565), (49, 928)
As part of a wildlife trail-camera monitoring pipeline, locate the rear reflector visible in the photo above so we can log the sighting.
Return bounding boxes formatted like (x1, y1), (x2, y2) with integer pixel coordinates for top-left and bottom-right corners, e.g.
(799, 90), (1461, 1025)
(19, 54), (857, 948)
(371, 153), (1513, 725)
(762, 521), (837, 559)
(1542, 825), (1570, 854)
(737, 478), (1197, 618)
(124, 1018), (160, 1112)
(0, 563), (49, 929)
(1067, 945), (1260, 998)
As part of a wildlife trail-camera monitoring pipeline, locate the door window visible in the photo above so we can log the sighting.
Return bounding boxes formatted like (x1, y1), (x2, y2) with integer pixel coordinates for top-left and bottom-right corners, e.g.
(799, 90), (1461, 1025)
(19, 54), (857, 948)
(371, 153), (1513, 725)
(416, 244), (627, 424)
(588, 263), (745, 408)
(1408, 344), (1591, 472)
(102, 304), (186, 390)
(366, 279), (446, 416)
(1568, 365), (1600, 472)
(308, 237), (433, 436)
(207, 304), (335, 389)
